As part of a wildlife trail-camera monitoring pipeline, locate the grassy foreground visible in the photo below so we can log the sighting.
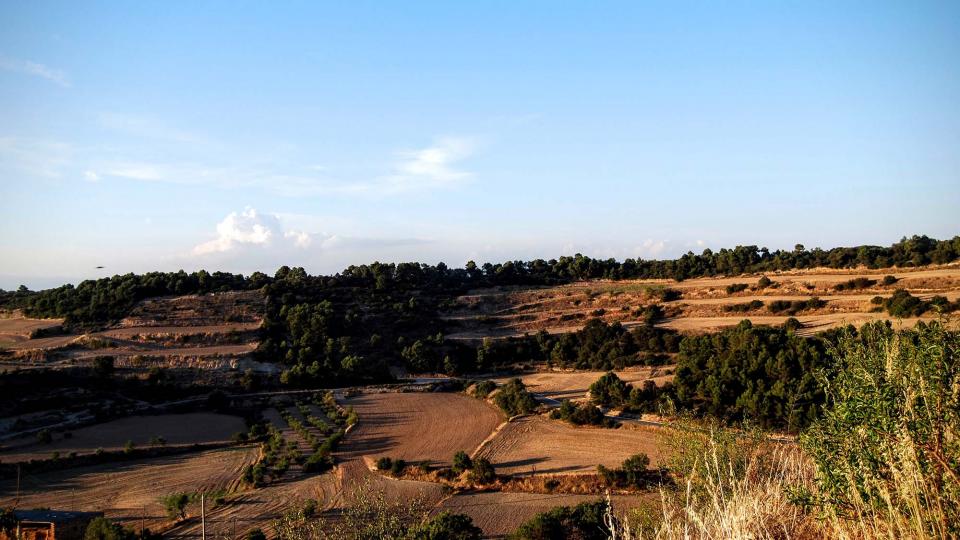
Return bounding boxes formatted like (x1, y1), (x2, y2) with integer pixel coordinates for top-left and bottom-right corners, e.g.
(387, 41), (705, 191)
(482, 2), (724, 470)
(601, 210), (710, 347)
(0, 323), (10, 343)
(607, 322), (958, 540)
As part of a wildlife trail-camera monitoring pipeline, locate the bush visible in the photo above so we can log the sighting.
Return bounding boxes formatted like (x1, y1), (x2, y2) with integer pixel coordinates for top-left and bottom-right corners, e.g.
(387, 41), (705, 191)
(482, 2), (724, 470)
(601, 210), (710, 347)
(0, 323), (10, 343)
(756, 276), (773, 289)
(161, 492), (190, 520)
(834, 277), (877, 291)
(881, 274), (898, 286)
(375, 456), (393, 471)
(473, 380), (496, 398)
(390, 458), (407, 476)
(246, 529), (267, 540)
(84, 517), (135, 540)
(799, 322), (960, 537)
(493, 378), (538, 416)
(407, 511), (483, 539)
(589, 372), (630, 407)
(725, 283), (749, 294)
(470, 457), (496, 484)
(452, 450), (472, 474)
(509, 500), (608, 540)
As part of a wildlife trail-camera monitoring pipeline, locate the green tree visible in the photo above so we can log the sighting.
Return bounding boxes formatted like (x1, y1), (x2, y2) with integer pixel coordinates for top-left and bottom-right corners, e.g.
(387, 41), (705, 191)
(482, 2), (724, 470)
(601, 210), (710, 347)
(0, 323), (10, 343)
(84, 517), (134, 540)
(407, 511), (482, 540)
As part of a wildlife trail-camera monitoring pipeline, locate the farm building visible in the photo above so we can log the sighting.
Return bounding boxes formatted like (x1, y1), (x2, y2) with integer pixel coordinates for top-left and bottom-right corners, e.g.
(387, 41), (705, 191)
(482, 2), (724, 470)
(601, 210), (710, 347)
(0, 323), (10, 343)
(0, 510), (103, 540)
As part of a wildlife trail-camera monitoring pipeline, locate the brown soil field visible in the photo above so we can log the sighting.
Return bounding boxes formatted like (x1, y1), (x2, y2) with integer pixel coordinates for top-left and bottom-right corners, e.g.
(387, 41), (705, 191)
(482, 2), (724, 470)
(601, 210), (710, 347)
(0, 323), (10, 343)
(0, 315), (63, 346)
(477, 415), (664, 476)
(338, 391), (503, 466)
(493, 366), (674, 403)
(0, 446), (257, 531)
(438, 491), (652, 537)
(444, 265), (960, 340)
(0, 413), (247, 462)
(167, 391), (501, 539)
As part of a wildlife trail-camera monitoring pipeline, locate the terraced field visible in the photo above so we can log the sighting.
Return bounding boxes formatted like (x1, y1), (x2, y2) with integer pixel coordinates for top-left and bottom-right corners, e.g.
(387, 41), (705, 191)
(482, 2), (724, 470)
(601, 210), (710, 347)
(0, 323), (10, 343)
(444, 265), (960, 340)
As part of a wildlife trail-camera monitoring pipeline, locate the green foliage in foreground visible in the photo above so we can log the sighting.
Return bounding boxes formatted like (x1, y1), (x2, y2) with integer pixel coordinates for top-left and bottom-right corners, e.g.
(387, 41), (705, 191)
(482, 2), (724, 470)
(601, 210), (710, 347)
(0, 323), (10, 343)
(509, 500), (609, 540)
(799, 322), (960, 537)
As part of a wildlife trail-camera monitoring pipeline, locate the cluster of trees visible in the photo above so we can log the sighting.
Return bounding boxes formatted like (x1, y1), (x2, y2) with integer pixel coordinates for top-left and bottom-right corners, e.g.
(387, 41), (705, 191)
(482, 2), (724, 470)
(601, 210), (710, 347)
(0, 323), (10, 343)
(876, 289), (960, 317)
(6, 235), (957, 328)
(767, 297), (826, 315)
(596, 452), (661, 489)
(671, 320), (833, 431)
(509, 500), (608, 540)
(471, 319), (681, 374)
(549, 399), (617, 427)
(588, 372), (674, 414)
(493, 378), (539, 416)
(7, 270), (265, 326)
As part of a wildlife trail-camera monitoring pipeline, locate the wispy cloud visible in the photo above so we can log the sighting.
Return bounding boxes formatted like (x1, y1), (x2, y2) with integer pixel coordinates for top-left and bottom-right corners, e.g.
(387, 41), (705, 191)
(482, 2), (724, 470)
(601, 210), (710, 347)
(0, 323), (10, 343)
(97, 112), (209, 144)
(0, 137), (73, 178)
(382, 137), (475, 191)
(0, 56), (70, 87)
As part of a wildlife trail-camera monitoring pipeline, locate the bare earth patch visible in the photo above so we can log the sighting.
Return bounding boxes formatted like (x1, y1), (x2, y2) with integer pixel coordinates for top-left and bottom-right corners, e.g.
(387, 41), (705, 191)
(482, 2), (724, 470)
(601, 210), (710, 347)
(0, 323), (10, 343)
(478, 415), (664, 476)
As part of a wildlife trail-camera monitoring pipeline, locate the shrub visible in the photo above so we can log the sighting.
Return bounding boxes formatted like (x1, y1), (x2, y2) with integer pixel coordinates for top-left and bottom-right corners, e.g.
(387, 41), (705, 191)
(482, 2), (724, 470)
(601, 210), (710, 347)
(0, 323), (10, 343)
(589, 372), (630, 407)
(473, 380), (496, 398)
(246, 529), (267, 540)
(881, 274), (898, 285)
(509, 500), (608, 540)
(834, 277), (877, 291)
(84, 517), (134, 540)
(725, 283), (749, 294)
(756, 276), (773, 288)
(161, 492), (190, 519)
(407, 511), (483, 539)
(799, 323), (960, 536)
(390, 458), (407, 476)
(470, 457), (496, 484)
(452, 450), (473, 474)
(375, 456), (393, 471)
(493, 378), (538, 416)
(37, 429), (52, 444)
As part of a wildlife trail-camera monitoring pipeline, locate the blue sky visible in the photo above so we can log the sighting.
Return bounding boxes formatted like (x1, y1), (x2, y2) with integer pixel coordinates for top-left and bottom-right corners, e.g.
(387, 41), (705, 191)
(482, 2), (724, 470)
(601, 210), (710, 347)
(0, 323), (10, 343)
(1, 1), (958, 289)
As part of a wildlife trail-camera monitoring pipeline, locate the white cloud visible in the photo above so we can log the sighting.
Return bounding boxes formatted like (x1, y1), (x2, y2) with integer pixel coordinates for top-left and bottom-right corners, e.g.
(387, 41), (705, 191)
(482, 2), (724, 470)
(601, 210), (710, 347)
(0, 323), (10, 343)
(104, 162), (166, 181)
(382, 137), (475, 191)
(0, 137), (73, 178)
(83, 170), (100, 182)
(0, 56), (71, 87)
(284, 229), (312, 248)
(636, 239), (668, 258)
(193, 208), (280, 255)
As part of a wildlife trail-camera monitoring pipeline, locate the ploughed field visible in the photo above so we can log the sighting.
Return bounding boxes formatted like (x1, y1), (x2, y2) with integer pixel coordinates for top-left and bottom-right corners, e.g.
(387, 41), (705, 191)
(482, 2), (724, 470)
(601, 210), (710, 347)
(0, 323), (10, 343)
(443, 265), (960, 340)
(0, 413), (246, 462)
(0, 446), (258, 532)
(476, 415), (663, 475)
(0, 291), (265, 373)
